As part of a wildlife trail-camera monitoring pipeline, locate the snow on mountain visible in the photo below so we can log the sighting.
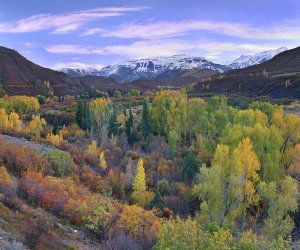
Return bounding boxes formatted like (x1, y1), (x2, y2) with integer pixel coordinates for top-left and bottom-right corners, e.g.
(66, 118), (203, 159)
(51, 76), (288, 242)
(60, 67), (103, 77)
(60, 54), (230, 83)
(60, 48), (288, 82)
(228, 47), (287, 69)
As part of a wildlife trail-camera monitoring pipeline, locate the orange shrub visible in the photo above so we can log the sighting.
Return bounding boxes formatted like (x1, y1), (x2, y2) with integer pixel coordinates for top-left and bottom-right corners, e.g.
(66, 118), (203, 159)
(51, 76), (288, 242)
(0, 141), (46, 176)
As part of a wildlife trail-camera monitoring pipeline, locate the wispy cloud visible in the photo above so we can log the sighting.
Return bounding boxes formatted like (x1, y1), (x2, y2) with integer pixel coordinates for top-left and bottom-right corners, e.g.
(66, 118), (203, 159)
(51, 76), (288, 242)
(100, 20), (300, 40)
(0, 7), (147, 34)
(45, 44), (98, 54)
(45, 40), (289, 63)
(80, 28), (104, 36)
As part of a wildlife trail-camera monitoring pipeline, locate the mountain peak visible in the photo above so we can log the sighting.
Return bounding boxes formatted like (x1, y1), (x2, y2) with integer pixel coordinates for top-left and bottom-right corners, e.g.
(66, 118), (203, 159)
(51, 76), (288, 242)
(229, 47), (288, 69)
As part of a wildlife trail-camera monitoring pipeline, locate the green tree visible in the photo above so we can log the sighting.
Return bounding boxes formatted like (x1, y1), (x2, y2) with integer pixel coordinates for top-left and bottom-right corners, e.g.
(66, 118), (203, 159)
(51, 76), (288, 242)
(141, 98), (152, 139)
(90, 98), (111, 143)
(194, 138), (260, 228)
(182, 151), (198, 181)
(113, 90), (122, 98)
(153, 217), (207, 250)
(76, 99), (92, 132)
(126, 109), (137, 145)
(150, 191), (164, 209)
(168, 130), (178, 157)
(259, 176), (299, 240)
(157, 179), (170, 197)
(108, 106), (119, 138)
(152, 90), (188, 141)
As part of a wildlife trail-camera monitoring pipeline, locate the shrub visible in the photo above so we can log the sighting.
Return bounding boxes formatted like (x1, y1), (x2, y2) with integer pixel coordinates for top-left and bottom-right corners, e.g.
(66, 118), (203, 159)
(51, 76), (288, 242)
(0, 140), (46, 176)
(46, 149), (72, 177)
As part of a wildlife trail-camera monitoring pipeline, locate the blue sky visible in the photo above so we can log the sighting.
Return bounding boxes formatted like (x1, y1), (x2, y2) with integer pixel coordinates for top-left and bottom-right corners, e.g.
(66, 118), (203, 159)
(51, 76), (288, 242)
(0, 0), (299, 69)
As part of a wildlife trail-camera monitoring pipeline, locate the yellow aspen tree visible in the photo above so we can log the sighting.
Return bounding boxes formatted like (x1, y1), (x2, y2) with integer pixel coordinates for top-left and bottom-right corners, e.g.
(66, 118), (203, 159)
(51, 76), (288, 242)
(132, 158), (147, 205)
(87, 140), (98, 155)
(0, 108), (9, 131)
(25, 115), (46, 138)
(98, 151), (107, 170)
(232, 137), (261, 226)
(8, 112), (23, 132)
(46, 133), (63, 146)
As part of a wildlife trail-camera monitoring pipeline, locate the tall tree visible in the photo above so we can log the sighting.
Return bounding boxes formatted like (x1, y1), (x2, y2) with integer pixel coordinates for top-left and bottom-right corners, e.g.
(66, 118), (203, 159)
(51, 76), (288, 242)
(90, 98), (111, 143)
(76, 100), (92, 132)
(76, 100), (83, 128)
(182, 151), (198, 181)
(168, 130), (178, 157)
(194, 138), (261, 228)
(126, 109), (137, 145)
(259, 176), (299, 239)
(132, 159), (147, 204)
(108, 106), (119, 138)
(98, 151), (107, 170)
(141, 98), (152, 139)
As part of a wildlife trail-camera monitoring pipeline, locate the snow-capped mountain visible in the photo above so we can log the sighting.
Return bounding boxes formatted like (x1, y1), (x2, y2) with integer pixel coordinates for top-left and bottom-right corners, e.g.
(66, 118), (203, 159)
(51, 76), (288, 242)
(228, 47), (287, 69)
(61, 54), (230, 83)
(60, 48), (288, 82)
(60, 68), (103, 77)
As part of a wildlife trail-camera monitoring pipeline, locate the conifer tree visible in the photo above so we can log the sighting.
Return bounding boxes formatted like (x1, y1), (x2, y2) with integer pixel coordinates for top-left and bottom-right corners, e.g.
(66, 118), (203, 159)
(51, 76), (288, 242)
(76, 100), (91, 132)
(141, 98), (152, 139)
(76, 100), (83, 128)
(126, 109), (137, 145)
(150, 191), (164, 209)
(182, 151), (198, 181)
(108, 106), (119, 138)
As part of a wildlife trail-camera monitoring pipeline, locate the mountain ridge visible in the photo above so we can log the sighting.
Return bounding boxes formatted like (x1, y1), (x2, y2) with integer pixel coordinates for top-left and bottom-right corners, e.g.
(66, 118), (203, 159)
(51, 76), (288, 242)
(228, 47), (288, 69)
(61, 54), (231, 83)
(0, 46), (85, 96)
(60, 48), (287, 83)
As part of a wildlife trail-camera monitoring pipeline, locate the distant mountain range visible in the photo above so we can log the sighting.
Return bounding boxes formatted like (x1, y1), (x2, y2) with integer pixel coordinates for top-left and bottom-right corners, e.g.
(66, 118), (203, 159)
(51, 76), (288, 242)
(60, 48), (287, 83)
(0, 45), (299, 98)
(61, 54), (230, 83)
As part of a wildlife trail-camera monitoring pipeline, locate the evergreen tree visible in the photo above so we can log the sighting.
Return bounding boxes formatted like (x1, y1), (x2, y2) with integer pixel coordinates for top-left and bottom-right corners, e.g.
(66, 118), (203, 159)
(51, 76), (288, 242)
(76, 100), (91, 132)
(141, 98), (152, 139)
(76, 100), (83, 128)
(157, 179), (170, 197)
(108, 106), (119, 138)
(150, 191), (164, 209)
(182, 151), (198, 181)
(82, 100), (92, 132)
(126, 109), (137, 145)
(125, 109), (134, 136)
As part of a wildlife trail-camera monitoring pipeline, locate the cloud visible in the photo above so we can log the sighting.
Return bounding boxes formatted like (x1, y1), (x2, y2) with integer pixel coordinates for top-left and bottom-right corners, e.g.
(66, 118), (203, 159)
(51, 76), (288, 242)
(80, 28), (104, 36)
(100, 20), (300, 40)
(0, 7), (147, 34)
(52, 62), (104, 70)
(44, 40), (289, 63)
(45, 44), (98, 54)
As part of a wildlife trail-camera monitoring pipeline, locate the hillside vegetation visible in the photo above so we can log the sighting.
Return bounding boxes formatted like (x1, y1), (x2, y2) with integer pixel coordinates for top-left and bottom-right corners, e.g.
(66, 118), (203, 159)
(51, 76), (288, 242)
(0, 92), (300, 249)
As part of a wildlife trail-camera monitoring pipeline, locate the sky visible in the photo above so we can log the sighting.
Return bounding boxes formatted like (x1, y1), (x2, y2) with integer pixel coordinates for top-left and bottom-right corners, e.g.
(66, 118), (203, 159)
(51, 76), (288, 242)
(0, 0), (300, 69)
